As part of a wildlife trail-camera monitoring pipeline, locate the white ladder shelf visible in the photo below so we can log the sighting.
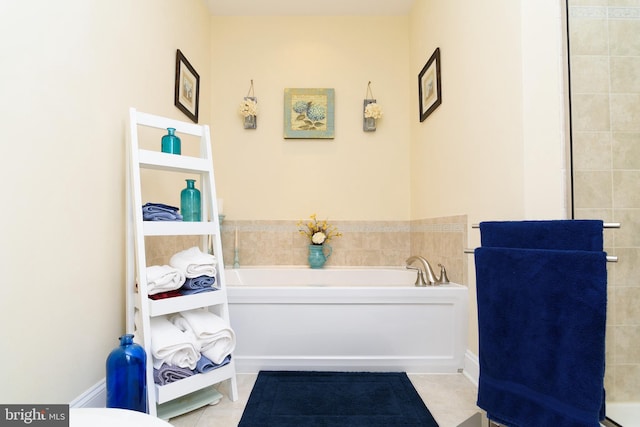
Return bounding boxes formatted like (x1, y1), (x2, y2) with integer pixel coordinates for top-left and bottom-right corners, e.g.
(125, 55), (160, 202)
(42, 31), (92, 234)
(125, 108), (238, 418)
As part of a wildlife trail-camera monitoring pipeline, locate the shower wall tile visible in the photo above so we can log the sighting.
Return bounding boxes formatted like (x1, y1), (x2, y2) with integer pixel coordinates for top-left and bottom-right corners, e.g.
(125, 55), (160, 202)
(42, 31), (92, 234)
(609, 0), (640, 6)
(611, 94), (640, 131)
(572, 170), (613, 208)
(571, 94), (611, 131)
(613, 209), (640, 246)
(571, 3), (640, 404)
(617, 287), (640, 325)
(613, 170), (640, 207)
(610, 248), (640, 286)
(572, 131), (612, 169)
(569, 55), (610, 93)
(610, 56), (640, 92)
(609, 18), (640, 55)
(614, 325), (640, 363)
(569, 13), (610, 55)
(612, 132), (640, 168)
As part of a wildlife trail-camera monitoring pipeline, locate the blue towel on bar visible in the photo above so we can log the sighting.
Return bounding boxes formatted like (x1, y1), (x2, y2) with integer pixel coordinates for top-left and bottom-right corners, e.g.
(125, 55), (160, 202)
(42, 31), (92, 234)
(479, 220), (603, 251)
(475, 246), (607, 427)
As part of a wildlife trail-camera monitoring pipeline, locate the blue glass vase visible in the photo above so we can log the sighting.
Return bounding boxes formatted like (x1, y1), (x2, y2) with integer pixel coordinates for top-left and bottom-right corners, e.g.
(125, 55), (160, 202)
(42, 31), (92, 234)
(106, 334), (147, 413)
(161, 127), (181, 154)
(181, 179), (201, 221)
(308, 244), (332, 268)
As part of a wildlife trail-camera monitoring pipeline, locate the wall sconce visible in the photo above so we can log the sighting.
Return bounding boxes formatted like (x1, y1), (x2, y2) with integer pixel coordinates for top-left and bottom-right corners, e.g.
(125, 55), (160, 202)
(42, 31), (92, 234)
(363, 81), (383, 132)
(238, 79), (257, 129)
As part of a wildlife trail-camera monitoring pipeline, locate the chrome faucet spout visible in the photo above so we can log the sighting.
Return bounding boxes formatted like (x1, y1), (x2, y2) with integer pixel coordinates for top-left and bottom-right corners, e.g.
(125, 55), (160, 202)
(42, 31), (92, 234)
(405, 255), (438, 285)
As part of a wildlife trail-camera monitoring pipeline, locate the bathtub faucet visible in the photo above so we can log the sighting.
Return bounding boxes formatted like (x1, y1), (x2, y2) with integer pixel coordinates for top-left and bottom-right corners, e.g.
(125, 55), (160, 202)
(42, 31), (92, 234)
(405, 256), (449, 286)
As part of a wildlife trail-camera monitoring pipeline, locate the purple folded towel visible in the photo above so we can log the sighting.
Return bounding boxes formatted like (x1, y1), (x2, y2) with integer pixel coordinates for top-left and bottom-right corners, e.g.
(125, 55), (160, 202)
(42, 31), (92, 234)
(153, 363), (194, 385)
(142, 202), (183, 221)
(195, 354), (231, 373)
(181, 276), (216, 291)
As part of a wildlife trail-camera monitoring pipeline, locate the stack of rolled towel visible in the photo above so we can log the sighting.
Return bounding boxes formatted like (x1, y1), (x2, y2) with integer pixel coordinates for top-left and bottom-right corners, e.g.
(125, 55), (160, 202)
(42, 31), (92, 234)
(149, 309), (236, 385)
(142, 203), (182, 221)
(145, 246), (218, 298)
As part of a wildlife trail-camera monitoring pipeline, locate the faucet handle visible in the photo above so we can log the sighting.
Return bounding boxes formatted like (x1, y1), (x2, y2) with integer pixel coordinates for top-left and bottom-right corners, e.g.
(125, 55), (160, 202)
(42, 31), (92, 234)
(406, 266), (427, 286)
(437, 263), (449, 284)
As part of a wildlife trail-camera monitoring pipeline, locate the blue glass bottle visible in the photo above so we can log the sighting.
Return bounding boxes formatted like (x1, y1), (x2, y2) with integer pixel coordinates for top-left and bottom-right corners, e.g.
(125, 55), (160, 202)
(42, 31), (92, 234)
(161, 128), (181, 154)
(106, 334), (148, 413)
(181, 179), (201, 221)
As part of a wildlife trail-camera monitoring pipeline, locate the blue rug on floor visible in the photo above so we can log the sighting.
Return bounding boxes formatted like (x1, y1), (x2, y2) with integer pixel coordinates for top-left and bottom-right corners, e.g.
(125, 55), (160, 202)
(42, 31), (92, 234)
(238, 371), (439, 427)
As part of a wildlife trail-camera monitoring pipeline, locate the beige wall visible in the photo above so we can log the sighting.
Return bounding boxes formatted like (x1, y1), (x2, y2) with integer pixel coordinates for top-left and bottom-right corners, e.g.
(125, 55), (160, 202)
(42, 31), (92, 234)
(409, 1), (568, 355)
(0, 0), (212, 404)
(568, 0), (640, 402)
(209, 16), (411, 221)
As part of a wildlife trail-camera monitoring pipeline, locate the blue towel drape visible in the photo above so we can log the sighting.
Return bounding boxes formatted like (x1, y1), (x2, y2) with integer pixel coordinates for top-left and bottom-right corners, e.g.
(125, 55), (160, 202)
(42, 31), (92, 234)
(479, 219), (603, 251)
(475, 220), (607, 427)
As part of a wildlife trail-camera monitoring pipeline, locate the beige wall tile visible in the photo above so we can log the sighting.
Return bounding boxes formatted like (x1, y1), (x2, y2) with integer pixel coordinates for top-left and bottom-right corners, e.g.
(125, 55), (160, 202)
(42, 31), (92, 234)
(611, 94), (640, 131)
(613, 364), (640, 401)
(617, 286), (640, 325)
(569, 16), (610, 55)
(611, 56), (640, 93)
(611, 248), (640, 286)
(613, 209), (640, 246)
(573, 170), (613, 208)
(572, 131), (612, 170)
(570, 55), (610, 93)
(609, 19), (640, 56)
(614, 325), (640, 363)
(613, 170), (640, 208)
(572, 94), (611, 131)
(612, 131), (640, 168)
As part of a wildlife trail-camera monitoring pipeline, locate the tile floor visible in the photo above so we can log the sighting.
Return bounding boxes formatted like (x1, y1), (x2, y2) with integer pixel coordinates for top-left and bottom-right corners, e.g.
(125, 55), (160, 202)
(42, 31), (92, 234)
(168, 373), (482, 427)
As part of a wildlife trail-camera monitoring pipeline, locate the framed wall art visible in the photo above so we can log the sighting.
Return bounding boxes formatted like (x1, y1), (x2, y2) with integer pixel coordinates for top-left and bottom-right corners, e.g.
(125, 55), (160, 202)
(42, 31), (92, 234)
(418, 47), (441, 122)
(174, 49), (200, 123)
(284, 88), (335, 139)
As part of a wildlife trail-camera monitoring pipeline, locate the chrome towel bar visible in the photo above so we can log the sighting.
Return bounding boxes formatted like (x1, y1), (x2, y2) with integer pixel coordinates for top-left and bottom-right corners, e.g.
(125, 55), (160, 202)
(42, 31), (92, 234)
(463, 248), (618, 262)
(471, 222), (621, 229)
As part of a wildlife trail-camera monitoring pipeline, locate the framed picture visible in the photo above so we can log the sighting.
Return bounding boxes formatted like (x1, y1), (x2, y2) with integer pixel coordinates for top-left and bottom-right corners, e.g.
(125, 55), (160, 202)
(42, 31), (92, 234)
(174, 49), (200, 123)
(418, 47), (441, 122)
(284, 88), (335, 139)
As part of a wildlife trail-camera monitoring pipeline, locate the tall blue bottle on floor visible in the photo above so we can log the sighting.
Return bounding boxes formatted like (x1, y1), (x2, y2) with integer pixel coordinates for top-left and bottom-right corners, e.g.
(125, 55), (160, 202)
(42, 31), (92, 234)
(106, 334), (148, 413)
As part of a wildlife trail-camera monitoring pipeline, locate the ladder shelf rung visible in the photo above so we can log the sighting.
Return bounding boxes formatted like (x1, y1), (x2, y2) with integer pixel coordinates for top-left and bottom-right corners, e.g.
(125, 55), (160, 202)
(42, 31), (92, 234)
(143, 221), (217, 236)
(138, 149), (210, 174)
(154, 362), (236, 404)
(145, 290), (229, 317)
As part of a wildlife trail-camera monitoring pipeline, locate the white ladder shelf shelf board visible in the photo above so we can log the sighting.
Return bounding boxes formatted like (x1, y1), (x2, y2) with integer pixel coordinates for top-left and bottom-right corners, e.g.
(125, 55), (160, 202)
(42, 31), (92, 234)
(125, 108), (238, 418)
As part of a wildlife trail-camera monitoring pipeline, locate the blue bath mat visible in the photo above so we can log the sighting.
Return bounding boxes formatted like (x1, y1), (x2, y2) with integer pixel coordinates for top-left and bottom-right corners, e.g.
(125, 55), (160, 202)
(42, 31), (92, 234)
(238, 371), (439, 427)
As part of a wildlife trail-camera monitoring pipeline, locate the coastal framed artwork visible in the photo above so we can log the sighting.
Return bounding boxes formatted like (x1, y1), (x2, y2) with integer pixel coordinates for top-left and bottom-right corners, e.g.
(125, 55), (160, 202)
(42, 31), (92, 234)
(418, 47), (441, 122)
(284, 88), (335, 139)
(174, 49), (200, 123)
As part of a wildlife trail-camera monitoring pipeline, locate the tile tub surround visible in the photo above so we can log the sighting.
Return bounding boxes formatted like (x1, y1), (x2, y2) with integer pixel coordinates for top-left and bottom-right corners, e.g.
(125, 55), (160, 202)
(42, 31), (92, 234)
(144, 216), (467, 285)
(220, 216), (467, 284)
(569, 1), (640, 402)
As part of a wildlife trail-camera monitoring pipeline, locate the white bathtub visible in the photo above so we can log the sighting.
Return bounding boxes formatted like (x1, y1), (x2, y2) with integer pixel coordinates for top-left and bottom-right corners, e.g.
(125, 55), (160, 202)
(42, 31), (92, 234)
(224, 267), (468, 373)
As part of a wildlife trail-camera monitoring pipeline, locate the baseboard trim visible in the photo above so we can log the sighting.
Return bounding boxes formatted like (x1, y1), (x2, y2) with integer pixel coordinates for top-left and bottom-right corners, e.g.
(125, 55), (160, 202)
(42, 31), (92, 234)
(463, 350), (479, 386)
(70, 378), (106, 408)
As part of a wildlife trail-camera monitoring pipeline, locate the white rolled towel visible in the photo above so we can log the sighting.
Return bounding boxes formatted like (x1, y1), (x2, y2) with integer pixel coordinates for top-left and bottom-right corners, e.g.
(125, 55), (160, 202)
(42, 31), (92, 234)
(149, 316), (199, 370)
(145, 265), (186, 295)
(169, 247), (217, 278)
(170, 309), (236, 364)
